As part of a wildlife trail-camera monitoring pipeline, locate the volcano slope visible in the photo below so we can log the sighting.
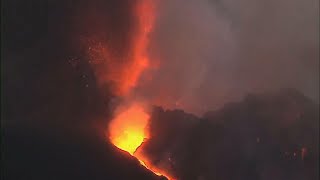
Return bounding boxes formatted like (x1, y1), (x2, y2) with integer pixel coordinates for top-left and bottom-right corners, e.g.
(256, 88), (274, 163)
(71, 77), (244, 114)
(139, 89), (319, 180)
(2, 125), (169, 180)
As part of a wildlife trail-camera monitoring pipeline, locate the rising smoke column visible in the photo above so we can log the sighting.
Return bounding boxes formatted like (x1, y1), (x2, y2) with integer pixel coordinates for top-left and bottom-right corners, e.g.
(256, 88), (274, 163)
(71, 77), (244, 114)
(87, 0), (155, 98)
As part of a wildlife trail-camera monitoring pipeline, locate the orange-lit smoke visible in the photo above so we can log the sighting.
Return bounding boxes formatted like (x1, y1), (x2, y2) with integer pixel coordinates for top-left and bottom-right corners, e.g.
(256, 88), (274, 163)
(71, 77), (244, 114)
(88, 0), (155, 97)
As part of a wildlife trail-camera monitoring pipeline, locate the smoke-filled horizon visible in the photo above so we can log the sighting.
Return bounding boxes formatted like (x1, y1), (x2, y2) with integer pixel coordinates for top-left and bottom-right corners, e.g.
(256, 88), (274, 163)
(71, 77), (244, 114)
(134, 0), (319, 115)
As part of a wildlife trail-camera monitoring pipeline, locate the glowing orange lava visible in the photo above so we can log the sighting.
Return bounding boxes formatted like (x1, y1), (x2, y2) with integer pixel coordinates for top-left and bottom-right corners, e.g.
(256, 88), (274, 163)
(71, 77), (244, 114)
(109, 104), (150, 155)
(135, 155), (175, 180)
(108, 103), (175, 180)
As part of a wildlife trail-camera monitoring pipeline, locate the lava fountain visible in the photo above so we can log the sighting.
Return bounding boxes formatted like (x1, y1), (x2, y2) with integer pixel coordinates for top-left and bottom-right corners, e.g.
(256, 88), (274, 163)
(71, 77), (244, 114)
(108, 103), (174, 180)
(108, 103), (150, 155)
(94, 0), (174, 179)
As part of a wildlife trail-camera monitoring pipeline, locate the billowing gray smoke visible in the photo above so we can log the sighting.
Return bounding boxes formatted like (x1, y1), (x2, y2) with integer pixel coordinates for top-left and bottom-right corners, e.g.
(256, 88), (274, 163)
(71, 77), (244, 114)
(137, 0), (319, 115)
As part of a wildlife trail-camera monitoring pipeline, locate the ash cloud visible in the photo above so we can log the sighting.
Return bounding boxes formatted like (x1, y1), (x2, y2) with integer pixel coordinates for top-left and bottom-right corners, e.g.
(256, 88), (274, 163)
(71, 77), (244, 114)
(137, 0), (319, 115)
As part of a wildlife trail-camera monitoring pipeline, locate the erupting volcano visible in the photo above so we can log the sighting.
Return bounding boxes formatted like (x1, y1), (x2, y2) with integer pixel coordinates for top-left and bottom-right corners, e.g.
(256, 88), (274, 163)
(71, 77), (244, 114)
(2, 0), (319, 179)
(88, 0), (174, 179)
(108, 0), (174, 178)
(108, 103), (174, 180)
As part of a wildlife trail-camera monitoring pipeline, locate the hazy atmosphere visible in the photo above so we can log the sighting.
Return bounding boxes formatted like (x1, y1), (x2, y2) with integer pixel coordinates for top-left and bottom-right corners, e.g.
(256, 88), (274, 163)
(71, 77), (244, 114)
(136, 0), (319, 115)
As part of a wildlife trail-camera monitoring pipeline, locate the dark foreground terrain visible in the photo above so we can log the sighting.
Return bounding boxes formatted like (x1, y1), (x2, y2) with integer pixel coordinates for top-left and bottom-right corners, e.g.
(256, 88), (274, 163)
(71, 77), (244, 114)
(2, 89), (319, 180)
(140, 89), (319, 180)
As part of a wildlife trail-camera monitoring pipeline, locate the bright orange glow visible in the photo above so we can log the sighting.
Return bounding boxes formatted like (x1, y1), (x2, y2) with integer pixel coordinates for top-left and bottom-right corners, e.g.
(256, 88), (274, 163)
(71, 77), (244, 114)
(109, 104), (150, 155)
(108, 103), (175, 180)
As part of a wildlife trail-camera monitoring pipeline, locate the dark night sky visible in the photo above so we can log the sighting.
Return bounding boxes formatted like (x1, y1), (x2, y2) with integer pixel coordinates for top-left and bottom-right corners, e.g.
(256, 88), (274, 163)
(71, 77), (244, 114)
(1, 0), (132, 125)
